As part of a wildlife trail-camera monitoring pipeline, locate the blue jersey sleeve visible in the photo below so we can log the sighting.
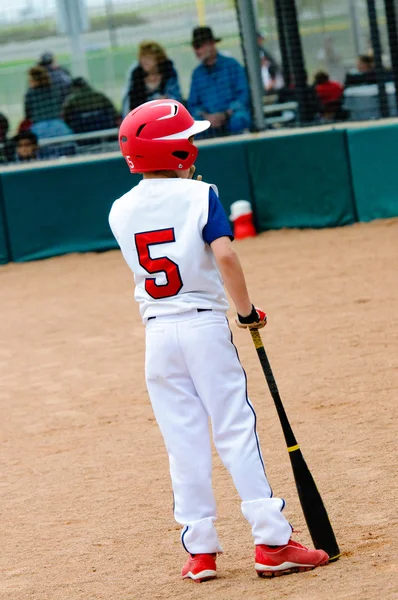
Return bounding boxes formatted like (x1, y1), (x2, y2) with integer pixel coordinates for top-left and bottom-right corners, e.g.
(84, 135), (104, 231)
(202, 187), (234, 245)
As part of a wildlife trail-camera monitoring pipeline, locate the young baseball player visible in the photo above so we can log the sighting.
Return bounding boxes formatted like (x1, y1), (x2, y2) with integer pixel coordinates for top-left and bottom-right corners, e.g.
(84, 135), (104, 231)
(109, 99), (329, 582)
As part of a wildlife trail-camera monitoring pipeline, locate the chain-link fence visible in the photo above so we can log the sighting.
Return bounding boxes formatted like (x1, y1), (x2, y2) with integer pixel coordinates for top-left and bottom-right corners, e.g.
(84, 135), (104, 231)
(1, 0), (398, 165)
(0, 0), (243, 162)
(258, 0), (398, 125)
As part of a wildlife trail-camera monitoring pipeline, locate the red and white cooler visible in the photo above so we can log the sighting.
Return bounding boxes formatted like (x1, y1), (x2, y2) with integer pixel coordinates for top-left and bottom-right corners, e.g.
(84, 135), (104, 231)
(229, 200), (257, 240)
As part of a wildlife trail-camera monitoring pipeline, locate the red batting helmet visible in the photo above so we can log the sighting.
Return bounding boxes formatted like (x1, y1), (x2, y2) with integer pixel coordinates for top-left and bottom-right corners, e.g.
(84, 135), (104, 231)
(119, 99), (210, 173)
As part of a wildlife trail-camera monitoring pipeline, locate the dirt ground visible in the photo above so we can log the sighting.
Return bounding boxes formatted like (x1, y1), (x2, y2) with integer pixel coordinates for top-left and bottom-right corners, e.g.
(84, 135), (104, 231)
(1, 219), (397, 600)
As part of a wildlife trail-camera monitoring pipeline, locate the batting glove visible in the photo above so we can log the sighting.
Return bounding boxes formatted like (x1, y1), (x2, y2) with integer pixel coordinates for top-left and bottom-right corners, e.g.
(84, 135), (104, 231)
(236, 305), (267, 329)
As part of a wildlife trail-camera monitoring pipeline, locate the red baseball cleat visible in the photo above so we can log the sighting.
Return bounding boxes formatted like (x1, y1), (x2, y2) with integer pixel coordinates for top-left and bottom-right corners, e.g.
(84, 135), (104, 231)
(255, 539), (329, 577)
(181, 553), (217, 582)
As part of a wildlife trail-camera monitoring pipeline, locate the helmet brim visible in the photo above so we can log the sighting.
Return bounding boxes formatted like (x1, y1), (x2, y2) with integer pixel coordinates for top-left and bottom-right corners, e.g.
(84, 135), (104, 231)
(154, 119), (211, 140)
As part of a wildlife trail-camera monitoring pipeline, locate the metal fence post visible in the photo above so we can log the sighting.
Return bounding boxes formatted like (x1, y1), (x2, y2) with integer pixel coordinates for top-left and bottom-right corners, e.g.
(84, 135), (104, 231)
(348, 0), (364, 57)
(56, 0), (89, 78)
(105, 0), (118, 49)
(235, 0), (265, 131)
(384, 0), (398, 113)
(280, 0), (309, 124)
(366, 0), (389, 118)
(273, 0), (291, 87)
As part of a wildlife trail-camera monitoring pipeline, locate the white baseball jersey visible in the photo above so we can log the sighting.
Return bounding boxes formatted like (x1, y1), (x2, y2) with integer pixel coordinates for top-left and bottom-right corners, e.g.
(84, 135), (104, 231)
(109, 178), (233, 321)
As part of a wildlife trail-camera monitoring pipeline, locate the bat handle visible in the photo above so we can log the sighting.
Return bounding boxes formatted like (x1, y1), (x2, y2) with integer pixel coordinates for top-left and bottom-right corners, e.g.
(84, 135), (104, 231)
(249, 328), (298, 449)
(250, 328), (263, 349)
(250, 329), (281, 399)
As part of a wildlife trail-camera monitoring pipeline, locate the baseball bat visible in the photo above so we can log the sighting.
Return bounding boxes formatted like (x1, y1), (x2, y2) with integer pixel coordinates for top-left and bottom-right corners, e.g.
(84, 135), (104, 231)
(250, 329), (340, 562)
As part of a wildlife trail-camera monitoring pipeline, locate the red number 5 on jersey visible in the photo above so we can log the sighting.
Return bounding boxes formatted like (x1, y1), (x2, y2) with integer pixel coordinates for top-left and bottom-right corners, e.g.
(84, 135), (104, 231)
(135, 229), (183, 299)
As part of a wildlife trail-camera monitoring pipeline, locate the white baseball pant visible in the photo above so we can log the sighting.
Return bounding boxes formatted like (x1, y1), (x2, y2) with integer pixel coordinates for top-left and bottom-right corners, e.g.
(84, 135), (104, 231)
(145, 309), (292, 553)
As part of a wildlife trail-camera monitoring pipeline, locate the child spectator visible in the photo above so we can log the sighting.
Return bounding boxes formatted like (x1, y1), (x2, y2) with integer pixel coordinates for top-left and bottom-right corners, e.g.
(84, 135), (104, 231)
(122, 41), (182, 116)
(12, 131), (41, 162)
(314, 71), (344, 121)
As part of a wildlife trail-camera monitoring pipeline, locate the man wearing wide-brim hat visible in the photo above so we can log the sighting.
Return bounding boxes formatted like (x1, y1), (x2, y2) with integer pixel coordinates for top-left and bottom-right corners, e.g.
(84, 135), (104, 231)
(188, 26), (251, 138)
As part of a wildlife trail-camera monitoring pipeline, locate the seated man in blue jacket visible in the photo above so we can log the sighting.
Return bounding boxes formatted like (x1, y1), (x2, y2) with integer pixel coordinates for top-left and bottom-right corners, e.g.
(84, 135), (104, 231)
(188, 26), (251, 138)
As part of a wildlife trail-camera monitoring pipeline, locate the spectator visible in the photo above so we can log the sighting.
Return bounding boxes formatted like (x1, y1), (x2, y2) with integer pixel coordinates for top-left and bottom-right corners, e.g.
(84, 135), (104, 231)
(17, 118), (33, 133)
(0, 113), (15, 163)
(188, 26), (251, 137)
(0, 113), (9, 142)
(62, 77), (119, 133)
(25, 66), (63, 124)
(261, 57), (284, 94)
(317, 35), (345, 82)
(358, 54), (375, 73)
(24, 66), (72, 141)
(38, 51), (72, 103)
(314, 70), (345, 121)
(344, 54), (393, 87)
(11, 131), (41, 162)
(278, 71), (321, 124)
(257, 31), (278, 65)
(122, 41), (182, 116)
(257, 30), (283, 92)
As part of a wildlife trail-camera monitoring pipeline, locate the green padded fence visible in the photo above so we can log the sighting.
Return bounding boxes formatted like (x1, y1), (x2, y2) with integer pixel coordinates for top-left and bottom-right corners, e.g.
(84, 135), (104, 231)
(1, 158), (140, 262)
(194, 140), (253, 218)
(0, 141), (253, 263)
(246, 130), (356, 231)
(1, 123), (398, 265)
(347, 124), (398, 222)
(0, 178), (10, 264)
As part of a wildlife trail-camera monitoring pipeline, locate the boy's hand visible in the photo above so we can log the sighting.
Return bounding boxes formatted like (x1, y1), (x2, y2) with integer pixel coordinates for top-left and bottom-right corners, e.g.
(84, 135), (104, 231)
(236, 305), (267, 329)
(189, 165), (202, 181)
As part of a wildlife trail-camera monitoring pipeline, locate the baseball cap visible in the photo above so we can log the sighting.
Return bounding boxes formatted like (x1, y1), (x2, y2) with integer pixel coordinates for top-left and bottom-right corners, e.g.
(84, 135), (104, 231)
(39, 52), (54, 66)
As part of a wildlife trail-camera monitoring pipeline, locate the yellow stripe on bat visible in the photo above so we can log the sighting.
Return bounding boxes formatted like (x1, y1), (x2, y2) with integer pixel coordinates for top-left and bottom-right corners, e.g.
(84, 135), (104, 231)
(287, 444), (300, 452)
(329, 553), (341, 562)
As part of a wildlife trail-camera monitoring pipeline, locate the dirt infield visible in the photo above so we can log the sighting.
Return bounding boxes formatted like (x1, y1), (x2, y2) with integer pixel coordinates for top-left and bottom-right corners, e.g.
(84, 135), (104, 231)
(1, 219), (397, 600)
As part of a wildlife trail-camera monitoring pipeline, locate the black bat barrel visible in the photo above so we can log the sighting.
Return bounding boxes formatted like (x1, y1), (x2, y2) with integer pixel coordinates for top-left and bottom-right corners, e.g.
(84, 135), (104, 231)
(250, 330), (340, 561)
